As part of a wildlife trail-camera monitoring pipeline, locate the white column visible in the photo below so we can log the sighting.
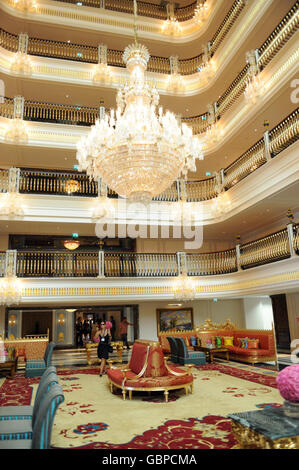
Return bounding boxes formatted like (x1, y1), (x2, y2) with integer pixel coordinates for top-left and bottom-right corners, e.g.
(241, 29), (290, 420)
(287, 223), (296, 257)
(13, 96), (25, 120)
(18, 33), (28, 54)
(98, 44), (107, 65)
(5, 250), (18, 277)
(8, 167), (21, 193)
(125, 306), (134, 343)
(263, 131), (272, 162)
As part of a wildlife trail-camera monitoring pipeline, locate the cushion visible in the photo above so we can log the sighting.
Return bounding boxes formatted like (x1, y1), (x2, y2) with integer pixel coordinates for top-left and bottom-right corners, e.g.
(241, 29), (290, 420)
(108, 367), (193, 389)
(238, 338), (248, 349)
(128, 343), (148, 376)
(215, 336), (222, 347)
(223, 336), (234, 347)
(26, 360), (46, 369)
(144, 346), (168, 378)
(247, 339), (260, 349)
(226, 346), (271, 356)
(190, 336), (197, 347)
(184, 337), (190, 347)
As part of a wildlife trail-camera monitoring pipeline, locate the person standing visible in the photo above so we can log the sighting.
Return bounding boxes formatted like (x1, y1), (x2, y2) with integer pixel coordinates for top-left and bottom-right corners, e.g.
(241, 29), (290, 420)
(94, 321), (112, 376)
(118, 317), (133, 350)
(75, 317), (83, 348)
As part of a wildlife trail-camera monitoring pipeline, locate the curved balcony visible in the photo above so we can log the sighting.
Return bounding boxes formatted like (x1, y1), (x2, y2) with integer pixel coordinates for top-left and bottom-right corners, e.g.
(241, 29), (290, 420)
(1, 224), (297, 279)
(0, 2), (296, 80)
(0, 108), (297, 203)
(1, 0), (247, 43)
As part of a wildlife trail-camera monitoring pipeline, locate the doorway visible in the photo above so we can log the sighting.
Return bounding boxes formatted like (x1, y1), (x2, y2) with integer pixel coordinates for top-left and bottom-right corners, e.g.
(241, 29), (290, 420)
(271, 294), (291, 352)
(21, 310), (53, 340)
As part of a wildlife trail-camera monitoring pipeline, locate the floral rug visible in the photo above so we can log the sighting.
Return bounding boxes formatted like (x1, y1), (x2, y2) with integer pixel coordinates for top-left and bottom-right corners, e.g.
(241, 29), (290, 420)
(0, 362), (282, 449)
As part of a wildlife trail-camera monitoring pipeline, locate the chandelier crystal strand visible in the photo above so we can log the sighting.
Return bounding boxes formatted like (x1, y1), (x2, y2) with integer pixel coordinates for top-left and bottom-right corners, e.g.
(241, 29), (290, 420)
(76, 0), (203, 204)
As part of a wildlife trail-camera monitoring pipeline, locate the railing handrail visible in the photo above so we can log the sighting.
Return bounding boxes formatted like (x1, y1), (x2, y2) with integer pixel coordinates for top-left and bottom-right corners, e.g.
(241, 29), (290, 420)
(240, 228), (289, 249)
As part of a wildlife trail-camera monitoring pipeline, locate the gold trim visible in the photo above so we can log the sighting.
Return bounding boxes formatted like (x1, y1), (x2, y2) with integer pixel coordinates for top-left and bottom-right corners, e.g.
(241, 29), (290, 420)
(230, 420), (299, 449)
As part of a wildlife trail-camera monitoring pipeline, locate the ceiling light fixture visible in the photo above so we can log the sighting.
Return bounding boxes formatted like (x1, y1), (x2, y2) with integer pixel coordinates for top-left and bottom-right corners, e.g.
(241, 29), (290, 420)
(76, 0), (203, 204)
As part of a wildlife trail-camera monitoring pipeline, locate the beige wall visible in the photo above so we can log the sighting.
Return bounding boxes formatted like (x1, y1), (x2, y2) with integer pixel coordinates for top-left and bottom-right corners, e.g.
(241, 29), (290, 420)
(138, 298), (246, 341)
(0, 234), (9, 251)
(136, 238), (234, 253)
(286, 293), (299, 354)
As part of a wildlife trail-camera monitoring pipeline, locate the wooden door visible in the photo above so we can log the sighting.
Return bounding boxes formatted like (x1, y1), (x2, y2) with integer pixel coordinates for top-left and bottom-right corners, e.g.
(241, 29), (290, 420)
(271, 294), (291, 352)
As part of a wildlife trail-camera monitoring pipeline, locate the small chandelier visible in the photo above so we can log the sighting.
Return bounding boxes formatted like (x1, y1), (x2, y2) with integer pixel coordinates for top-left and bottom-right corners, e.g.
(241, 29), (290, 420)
(76, 0), (203, 204)
(173, 271), (196, 302)
(5, 118), (28, 143)
(64, 233), (80, 250)
(244, 74), (265, 104)
(0, 192), (25, 217)
(64, 179), (80, 194)
(0, 276), (22, 306)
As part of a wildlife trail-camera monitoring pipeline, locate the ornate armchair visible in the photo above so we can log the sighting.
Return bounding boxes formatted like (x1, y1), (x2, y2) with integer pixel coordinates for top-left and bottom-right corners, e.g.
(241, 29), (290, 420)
(107, 340), (194, 402)
(175, 337), (206, 365)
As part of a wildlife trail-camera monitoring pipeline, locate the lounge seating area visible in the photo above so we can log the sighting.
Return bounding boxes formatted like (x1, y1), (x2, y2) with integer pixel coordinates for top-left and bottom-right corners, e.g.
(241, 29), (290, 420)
(0, 366), (64, 449)
(159, 319), (278, 367)
(107, 340), (194, 402)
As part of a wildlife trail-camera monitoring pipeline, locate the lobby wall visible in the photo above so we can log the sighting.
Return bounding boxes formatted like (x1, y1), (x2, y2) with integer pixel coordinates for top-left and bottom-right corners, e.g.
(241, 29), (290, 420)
(243, 297), (274, 331)
(138, 298), (246, 341)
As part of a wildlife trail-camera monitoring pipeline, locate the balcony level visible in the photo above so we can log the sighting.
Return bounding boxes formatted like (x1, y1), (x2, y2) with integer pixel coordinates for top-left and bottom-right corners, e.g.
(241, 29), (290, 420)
(0, 120), (298, 228)
(0, 222), (299, 305)
(0, 0), (247, 45)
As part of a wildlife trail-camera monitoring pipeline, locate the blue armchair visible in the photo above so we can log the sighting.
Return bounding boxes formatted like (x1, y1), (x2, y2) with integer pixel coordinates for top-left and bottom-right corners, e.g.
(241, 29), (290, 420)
(0, 384), (64, 449)
(175, 337), (206, 366)
(0, 372), (59, 441)
(0, 366), (57, 421)
(166, 336), (179, 363)
(25, 341), (56, 378)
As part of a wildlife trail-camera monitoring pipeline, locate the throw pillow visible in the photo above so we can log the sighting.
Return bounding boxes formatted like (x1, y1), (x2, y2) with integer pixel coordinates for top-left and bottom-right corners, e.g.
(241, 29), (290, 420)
(184, 337), (190, 347)
(247, 338), (259, 349)
(223, 336), (234, 347)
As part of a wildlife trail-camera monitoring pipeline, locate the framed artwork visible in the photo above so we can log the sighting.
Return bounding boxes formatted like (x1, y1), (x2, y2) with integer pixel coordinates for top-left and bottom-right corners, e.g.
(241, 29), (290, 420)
(156, 308), (193, 334)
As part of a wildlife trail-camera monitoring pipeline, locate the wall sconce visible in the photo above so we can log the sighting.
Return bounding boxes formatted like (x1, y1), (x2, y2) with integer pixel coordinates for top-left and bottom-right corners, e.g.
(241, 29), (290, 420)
(58, 313), (65, 325)
(8, 314), (17, 327)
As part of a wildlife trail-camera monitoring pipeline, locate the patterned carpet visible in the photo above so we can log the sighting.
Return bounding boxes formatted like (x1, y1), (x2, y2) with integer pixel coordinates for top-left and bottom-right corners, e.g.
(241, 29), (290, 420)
(0, 361), (283, 449)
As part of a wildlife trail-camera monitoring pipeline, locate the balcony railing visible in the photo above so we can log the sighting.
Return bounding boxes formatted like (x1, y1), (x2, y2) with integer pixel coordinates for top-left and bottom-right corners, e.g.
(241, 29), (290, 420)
(0, 224), (295, 279)
(52, 0), (198, 22)
(17, 250), (99, 277)
(239, 229), (291, 269)
(258, 1), (299, 70)
(186, 249), (238, 275)
(0, 0), (249, 76)
(222, 108), (299, 189)
(0, 108), (296, 202)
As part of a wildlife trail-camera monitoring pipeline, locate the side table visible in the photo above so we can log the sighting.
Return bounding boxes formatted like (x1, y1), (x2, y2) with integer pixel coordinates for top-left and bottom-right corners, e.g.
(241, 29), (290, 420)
(228, 408), (299, 449)
(194, 346), (229, 363)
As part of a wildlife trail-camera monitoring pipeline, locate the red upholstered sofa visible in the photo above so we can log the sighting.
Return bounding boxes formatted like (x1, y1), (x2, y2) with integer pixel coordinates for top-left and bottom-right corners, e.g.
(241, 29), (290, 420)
(159, 321), (277, 367)
(107, 340), (194, 402)
(196, 327), (277, 366)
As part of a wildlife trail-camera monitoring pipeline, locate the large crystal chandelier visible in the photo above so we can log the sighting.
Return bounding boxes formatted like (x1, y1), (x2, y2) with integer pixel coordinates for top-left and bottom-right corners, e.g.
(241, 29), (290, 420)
(76, 0), (203, 204)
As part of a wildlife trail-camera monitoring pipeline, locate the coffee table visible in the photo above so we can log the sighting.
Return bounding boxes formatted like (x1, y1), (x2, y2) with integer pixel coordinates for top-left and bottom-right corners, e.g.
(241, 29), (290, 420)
(0, 356), (18, 378)
(194, 346), (229, 363)
(228, 408), (299, 449)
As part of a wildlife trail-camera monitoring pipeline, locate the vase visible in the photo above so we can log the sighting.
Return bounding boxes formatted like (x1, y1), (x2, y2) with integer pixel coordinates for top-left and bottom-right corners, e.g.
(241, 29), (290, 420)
(283, 400), (299, 418)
